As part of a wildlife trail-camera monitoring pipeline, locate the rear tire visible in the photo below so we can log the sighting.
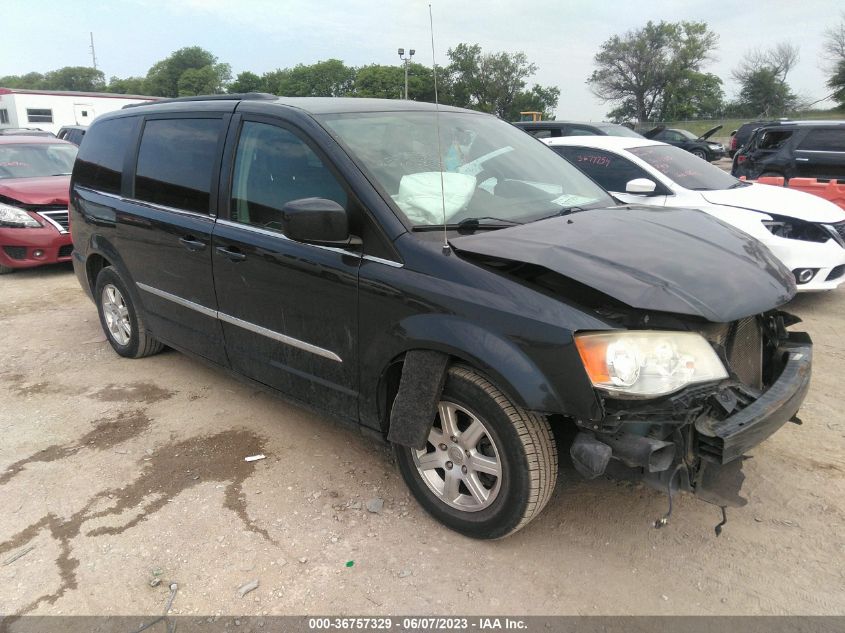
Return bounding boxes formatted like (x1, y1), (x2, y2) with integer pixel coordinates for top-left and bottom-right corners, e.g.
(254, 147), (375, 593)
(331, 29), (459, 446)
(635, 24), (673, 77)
(95, 266), (163, 359)
(394, 365), (558, 539)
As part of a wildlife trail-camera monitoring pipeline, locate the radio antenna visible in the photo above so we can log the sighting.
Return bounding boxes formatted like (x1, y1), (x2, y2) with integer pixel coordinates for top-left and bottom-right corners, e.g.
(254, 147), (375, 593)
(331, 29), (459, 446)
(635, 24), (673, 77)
(429, 4), (450, 255)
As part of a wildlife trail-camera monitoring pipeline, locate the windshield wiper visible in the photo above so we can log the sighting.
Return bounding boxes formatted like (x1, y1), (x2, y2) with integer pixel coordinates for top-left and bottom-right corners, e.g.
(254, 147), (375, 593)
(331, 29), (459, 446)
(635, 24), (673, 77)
(411, 217), (522, 232)
(728, 181), (750, 189)
(533, 206), (587, 223)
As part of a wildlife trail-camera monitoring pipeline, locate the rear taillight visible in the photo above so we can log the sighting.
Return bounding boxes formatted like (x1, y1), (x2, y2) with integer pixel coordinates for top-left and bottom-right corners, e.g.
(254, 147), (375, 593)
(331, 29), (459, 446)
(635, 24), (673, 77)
(730, 137), (737, 150)
(737, 155), (747, 164)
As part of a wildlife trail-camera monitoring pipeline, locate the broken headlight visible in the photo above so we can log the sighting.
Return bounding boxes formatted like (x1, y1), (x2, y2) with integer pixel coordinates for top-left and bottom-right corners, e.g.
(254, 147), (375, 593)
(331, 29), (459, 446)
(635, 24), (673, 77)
(574, 331), (728, 398)
(0, 203), (40, 228)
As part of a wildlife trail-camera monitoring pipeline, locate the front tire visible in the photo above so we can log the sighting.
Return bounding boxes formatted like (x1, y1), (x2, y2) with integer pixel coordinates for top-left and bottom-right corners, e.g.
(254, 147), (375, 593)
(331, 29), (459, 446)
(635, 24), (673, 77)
(95, 266), (163, 358)
(692, 148), (707, 160)
(395, 365), (558, 539)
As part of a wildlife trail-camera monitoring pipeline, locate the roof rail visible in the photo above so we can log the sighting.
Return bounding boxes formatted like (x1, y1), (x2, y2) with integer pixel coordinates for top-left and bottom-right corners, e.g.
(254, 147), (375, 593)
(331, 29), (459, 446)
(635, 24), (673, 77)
(122, 92), (277, 109)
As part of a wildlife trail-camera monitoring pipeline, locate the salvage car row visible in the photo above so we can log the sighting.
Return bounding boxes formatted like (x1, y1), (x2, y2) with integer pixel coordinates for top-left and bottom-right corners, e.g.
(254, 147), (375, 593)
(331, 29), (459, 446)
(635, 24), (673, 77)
(1, 96), (841, 539)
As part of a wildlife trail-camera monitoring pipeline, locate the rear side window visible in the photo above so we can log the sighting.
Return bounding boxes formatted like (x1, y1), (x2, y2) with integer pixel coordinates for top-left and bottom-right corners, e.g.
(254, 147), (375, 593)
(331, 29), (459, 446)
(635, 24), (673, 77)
(73, 117), (136, 194)
(798, 128), (845, 152)
(756, 130), (792, 150)
(134, 118), (223, 214)
(553, 146), (652, 192)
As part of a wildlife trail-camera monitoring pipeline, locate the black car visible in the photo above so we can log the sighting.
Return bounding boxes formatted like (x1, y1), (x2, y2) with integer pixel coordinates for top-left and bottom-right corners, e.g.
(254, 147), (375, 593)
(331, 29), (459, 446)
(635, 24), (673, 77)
(69, 94), (811, 539)
(732, 121), (845, 182)
(56, 125), (87, 146)
(513, 120), (643, 140)
(644, 125), (725, 161)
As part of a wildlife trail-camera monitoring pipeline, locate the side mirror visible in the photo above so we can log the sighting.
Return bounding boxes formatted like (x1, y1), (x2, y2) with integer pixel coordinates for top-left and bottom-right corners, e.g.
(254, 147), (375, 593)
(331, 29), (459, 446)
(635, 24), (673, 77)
(281, 198), (359, 247)
(625, 178), (657, 195)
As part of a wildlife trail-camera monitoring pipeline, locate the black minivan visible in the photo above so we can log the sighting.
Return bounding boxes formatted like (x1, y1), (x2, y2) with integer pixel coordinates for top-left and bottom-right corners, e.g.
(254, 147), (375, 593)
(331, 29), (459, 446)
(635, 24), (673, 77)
(70, 94), (812, 538)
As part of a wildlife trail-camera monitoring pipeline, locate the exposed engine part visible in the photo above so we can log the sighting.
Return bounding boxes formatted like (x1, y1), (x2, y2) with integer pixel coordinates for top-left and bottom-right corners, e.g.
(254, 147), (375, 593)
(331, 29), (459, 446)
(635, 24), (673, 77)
(654, 464), (685, 529)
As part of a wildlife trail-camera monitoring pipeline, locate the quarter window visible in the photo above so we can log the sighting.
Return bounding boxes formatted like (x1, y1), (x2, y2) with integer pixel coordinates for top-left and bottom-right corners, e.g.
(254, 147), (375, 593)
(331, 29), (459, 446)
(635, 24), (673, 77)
(73, 116), (136, 194)
(134, 118), (223, 214)
(229, 121), (347, 231)
(26, 108), (53, 123)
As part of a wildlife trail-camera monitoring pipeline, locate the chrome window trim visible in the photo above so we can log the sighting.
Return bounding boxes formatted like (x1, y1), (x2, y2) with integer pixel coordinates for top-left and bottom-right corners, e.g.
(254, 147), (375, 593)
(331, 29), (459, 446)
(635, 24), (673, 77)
(80, 188), (215, 221)
(37, 210), (69, 234)
(135, 282), (342, 362)
(215, 219), (403, 266)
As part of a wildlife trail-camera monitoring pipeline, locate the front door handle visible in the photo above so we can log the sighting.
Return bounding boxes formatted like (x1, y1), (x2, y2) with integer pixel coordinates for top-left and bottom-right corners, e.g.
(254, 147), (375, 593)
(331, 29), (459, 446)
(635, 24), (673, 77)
(179, 236), (207, 252)
(215, 246), (247, 262)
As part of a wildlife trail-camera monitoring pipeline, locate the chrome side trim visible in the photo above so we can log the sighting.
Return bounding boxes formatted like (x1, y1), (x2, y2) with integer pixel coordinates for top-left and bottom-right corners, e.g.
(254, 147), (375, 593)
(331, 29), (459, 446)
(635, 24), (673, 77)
(795, 149), (845, 155)
(135, 281), (342, 362)
(136, 282), (218, 319)
(218, 312), (342, 362)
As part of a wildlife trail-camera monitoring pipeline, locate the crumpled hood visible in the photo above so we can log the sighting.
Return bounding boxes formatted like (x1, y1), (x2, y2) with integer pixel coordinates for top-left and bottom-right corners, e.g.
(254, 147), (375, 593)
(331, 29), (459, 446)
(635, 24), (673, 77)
(450, 206), (796, 323)
(0, 176), (70, 206)
(702, 183), (845, 224)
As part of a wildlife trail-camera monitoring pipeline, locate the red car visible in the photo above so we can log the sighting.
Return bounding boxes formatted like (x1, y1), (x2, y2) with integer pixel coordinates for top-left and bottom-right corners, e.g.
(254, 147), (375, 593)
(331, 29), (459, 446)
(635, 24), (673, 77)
(0, 135), (77, 274)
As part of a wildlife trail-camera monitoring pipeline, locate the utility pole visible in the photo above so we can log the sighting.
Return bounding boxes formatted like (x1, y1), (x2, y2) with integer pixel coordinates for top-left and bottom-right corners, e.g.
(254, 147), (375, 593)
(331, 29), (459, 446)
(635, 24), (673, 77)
(90, 32), (98, 71)
(397, 48), (415, 100)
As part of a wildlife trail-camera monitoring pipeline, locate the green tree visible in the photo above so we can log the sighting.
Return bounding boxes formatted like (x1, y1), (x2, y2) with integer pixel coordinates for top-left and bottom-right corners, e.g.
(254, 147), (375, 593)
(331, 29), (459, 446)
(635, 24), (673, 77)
(263, 59), (355, 97)
(659, 71), (724, 120)
(0, 72), (46, 89)
(829, 60), (845, 109)
(445, 43), (557, 119)
(42, 66), (106, 91)
(144, 46), (230, 97)
(354, 63), (437, 101)
(228, 71), (264, 94)
(823, 13), (845, 108)
(177, 66), (226, 96)
(588, 21), (719, 121)
(107, 76), (147, 95)
(731, 43), (799, 116)
(510, 85), (561, 120)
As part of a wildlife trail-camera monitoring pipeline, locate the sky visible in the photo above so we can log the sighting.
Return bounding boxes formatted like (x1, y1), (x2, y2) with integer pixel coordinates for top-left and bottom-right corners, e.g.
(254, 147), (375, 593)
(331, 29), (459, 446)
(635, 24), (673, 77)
(1, 0), (842, 120)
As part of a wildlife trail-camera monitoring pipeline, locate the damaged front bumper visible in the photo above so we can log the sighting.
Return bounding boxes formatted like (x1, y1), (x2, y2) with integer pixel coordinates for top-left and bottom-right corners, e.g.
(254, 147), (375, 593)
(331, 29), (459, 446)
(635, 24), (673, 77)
(570, 332), (812, 513)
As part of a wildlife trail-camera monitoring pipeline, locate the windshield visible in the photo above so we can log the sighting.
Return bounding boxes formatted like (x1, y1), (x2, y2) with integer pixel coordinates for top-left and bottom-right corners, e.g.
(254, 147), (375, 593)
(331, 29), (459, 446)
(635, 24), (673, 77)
(318, 111), (613, 226)
(675, 129), (698, 140)
(628, 144), (741, 191)
(596, 124), (642, 138)
(0, 143), (78, 179)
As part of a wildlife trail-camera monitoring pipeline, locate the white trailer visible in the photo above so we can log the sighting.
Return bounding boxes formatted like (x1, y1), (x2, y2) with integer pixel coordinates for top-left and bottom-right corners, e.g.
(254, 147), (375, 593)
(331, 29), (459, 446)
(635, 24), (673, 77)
(0, 88), (157, 135)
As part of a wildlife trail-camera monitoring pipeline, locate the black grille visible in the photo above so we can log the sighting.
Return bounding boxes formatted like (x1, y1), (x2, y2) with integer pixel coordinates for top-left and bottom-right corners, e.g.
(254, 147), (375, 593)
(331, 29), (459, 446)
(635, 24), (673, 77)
(37, 210), (69, 233)
(3, 245), (26, 260)
(58, 244), (73, 258)
(834, 221), (845, 243)
(827, 265), (845, 281)
(726, 317), (763, 390)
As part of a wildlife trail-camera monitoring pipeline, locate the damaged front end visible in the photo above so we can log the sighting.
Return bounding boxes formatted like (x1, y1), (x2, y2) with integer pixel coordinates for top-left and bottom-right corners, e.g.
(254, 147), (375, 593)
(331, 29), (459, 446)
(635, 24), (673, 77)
(570, 311), (812, 532)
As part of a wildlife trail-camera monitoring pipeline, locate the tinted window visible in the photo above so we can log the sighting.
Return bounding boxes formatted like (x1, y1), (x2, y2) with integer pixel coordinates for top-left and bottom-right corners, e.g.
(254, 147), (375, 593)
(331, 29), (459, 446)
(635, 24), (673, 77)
(230, 121), (347, 231)
(26, 108), (53, 123)
(74, 116), (136, 194)
(568, 126), (600, 137)
(528, 129), (552, 139)
(553, 146), (653, 192)
(798, 128), (845, 152)
(629, 144), (739, 190)
(135, 118), (222, 214)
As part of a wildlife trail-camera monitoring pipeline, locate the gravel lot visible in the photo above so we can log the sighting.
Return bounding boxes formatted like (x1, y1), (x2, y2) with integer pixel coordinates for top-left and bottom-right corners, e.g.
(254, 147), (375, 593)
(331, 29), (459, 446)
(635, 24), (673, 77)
(1, 263), (843, 620)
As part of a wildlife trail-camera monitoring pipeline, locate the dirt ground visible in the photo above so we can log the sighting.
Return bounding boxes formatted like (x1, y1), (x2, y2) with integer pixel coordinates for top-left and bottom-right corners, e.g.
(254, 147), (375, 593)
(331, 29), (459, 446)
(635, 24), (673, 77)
(1, 263), (843, 619)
